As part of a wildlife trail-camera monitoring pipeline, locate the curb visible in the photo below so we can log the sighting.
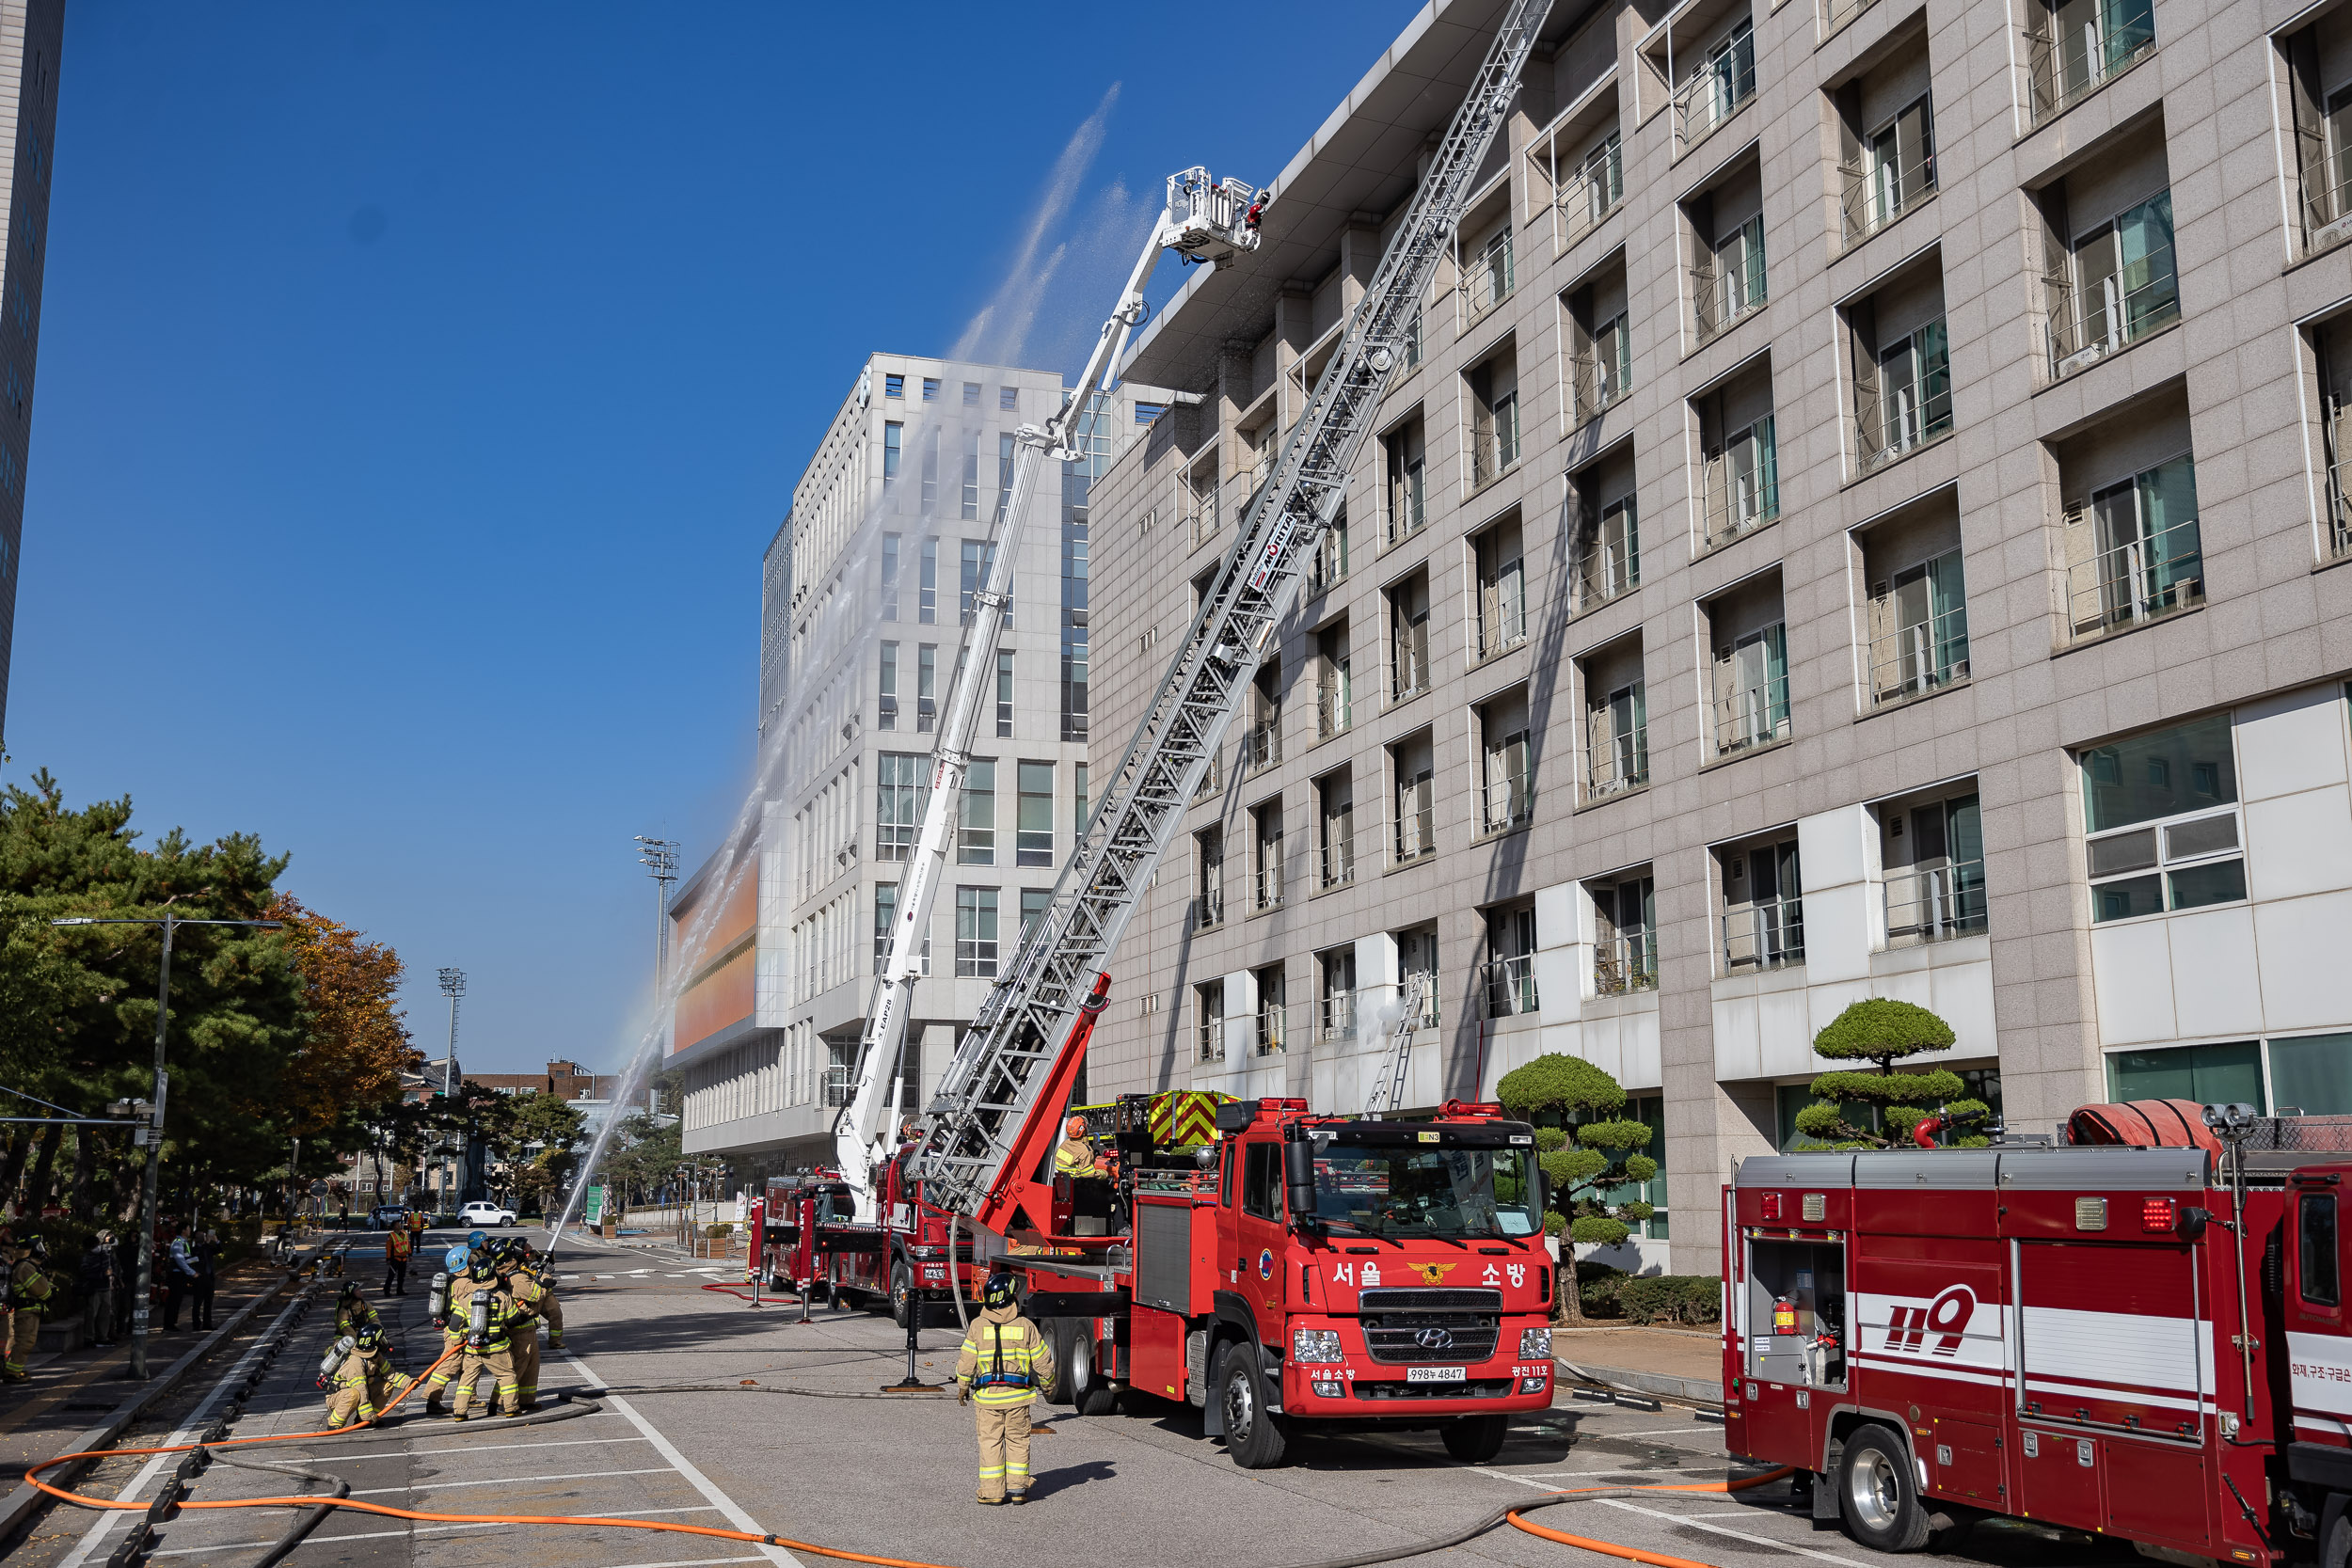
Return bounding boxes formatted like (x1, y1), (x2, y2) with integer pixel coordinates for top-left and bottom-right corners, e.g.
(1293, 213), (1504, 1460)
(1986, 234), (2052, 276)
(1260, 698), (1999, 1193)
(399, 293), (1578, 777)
(0, 1244), (333, 1553)
(1555, 1358), (1722, 1408)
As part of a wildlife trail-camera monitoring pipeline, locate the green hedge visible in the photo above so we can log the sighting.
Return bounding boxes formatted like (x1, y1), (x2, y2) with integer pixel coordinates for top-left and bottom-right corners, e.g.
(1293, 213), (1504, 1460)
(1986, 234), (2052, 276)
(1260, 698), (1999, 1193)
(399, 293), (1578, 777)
(1573, 1261), (1722, 1324)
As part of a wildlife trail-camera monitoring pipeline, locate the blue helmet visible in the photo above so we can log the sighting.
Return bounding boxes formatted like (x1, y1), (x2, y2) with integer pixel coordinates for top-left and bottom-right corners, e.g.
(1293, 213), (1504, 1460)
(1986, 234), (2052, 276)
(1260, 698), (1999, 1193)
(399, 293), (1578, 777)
(467, 1229), (488, 1250)
(444, 1244), (470, 1272)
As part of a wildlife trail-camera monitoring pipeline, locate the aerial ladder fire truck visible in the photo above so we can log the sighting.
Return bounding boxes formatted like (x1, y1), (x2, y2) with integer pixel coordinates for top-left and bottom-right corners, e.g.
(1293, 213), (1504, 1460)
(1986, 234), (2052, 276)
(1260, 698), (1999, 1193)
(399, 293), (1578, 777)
(1726, 1098), (2352, 1565)
(861, 0), (1571, 1469)
(755, 164), (1272, 1327)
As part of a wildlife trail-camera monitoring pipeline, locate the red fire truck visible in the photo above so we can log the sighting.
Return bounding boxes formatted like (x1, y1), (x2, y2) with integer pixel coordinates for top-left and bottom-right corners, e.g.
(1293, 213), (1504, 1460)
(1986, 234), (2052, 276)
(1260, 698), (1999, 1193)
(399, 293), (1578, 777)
(1724, 1103), (2352, 1561)
(760, 1148), (984, 1326)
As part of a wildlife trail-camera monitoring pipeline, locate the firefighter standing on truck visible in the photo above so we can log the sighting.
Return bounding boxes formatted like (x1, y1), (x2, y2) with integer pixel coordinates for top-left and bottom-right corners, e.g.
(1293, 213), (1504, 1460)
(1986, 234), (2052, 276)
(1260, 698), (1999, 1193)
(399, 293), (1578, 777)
(953, 1273), (1055, 1505)
(448, 1251), (520, 1420)
(1053, 1117), (1106, 1180)
(323, 1323), (411, 1429)
(3, 1233), (52, 1383)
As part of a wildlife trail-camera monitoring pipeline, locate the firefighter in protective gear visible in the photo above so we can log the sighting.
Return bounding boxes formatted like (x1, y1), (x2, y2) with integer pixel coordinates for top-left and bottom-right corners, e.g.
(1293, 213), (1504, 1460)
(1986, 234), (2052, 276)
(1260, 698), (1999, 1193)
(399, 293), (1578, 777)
(448, 1256), (521, 1420)
(491, 1240), (553, 1410)
(421, 1245), (479, 1417)
(1052, 1117), (1106, 1180)
(3, 1233), (53, 1382)
(333, 1282), (382, 1341)
(383, 1224), (413, 1295)
(952, 1273), (1056, 1505)
(324, 1324), (412, 1429)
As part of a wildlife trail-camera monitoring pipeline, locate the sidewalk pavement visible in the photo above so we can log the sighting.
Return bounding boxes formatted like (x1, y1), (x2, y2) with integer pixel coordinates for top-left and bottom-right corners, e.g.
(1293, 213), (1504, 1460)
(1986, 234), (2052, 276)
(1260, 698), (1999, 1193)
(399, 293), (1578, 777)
(1553, 1324), (1724, 1405)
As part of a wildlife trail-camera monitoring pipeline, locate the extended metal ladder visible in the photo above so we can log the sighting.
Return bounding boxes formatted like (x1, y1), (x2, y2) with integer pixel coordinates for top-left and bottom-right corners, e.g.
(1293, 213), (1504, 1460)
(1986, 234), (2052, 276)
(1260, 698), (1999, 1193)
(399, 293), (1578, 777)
(1362, 970), (1433, 1118)
(910, 0), (1558, 1218)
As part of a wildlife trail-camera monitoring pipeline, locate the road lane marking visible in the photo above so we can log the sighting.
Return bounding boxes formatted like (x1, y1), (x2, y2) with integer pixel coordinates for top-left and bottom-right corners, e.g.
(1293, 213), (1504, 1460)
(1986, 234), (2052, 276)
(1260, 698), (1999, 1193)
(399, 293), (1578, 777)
(303, 1433), (655, 1462)
(350, 1465), (682, 1495)
(563, 1348), (802, 1568)
(1593, 1497), (1875, 1567)
(147, 1507), (724, 1556)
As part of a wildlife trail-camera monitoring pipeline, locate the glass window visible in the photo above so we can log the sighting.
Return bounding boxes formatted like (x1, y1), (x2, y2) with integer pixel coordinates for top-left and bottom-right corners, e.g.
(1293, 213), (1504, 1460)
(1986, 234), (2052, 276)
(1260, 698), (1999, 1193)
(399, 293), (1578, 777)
(955, 887), (998, 977)
(2083, 713), (2236, 829)
(918, 539), (938, 624)
(881, 533), (900, 620)
(877, 641), (898, 731)
(922, 377), (940, 402)
(875, 754), (923, 862)
(959, 760), (995, 865)
(962, 381), (980, 406)
(1243, 1143), (1281, 1219)
(961, 435), (980, 520)
(883, 421), (902, 481)
(2303, 1193), (2340, 1307)
(1017, 761), (1053, 867)
(996, 650), (1014, 737)
(916, 644), (937, 733)
(2270, 1033), (2352, 1116)
(1020, 888), (1051, 942)
(2083, 712), (2241, 919)
(1073, 762), (1089, 832)
(884, 373), (904, 399)
(2106, 1040), (2264, 1110)
(1000, 386), (1018, 412)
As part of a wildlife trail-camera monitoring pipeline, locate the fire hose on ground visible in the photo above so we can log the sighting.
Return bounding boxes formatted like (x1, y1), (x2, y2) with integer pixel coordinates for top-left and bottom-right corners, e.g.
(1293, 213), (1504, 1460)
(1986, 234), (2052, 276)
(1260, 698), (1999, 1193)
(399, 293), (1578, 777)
(26, 1277), (1789, 1568)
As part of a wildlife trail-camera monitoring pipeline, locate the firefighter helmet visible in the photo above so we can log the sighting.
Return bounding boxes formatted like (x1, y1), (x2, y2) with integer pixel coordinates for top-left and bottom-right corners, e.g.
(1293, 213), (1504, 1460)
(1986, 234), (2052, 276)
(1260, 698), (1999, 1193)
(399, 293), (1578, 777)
(354, 1323), (387, 1354)
(444, 1244), (470, 1273)
(22, 1233), (45, 1261)
(982, 1273), (1019, 1310)
(466, 1253), (498, 1283)
(339, 1283), (363, 1305)
(1065, 1116), (1087, 1139)
(466, 1229), (488, 1251)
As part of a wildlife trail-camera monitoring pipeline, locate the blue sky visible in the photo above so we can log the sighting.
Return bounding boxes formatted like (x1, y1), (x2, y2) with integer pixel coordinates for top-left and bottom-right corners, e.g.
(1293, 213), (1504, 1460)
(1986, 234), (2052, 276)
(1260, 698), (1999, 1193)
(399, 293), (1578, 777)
(12, 2), (1423, 1073)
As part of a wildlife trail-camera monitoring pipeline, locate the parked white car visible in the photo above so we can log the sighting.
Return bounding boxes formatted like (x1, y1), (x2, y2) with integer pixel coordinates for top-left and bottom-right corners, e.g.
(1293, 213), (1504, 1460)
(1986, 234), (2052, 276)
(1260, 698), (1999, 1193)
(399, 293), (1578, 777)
(458, 1200), (516, 1227)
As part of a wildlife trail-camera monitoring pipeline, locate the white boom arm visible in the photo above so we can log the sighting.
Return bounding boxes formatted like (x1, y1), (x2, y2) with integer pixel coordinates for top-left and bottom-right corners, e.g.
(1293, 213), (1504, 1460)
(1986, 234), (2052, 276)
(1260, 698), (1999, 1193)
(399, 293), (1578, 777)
(833, 169), (1262, 1222)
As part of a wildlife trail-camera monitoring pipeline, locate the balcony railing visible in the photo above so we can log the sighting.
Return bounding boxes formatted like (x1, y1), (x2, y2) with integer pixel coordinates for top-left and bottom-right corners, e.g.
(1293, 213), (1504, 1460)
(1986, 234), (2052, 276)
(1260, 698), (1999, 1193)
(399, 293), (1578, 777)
(1308, 521), (1352, 593)
(1317, 682), (1354, 738)
(1320, 990), (1357, 1041)
(1558, 149), (1624, 248)
(1569, 345), (1632, 424)
(2066, 514), (2202, 640)
(1391, 636), (1431, 701)
(1824, 0), (1879, 35)
(1244, 706), (1282, 774)
(1867, 601), (1970, 705)
(1392, 799), (1438, 863)
(823, 1066), (852, 1109)
(1192, 887), (1224, 931)
(1461, 231), (1517, 326)
(1480, 772), (1533, 834)
(1723, 896), (1805, 971)
(1477, 582), (1527, 658)
(2304, 157), (2352, 252)
(1198, 1016), (1225, 1062)
(2042, 264), (2180, 381)
(1884, 859), (1988, 945)
(1470, 411), (1519, 490)
(1714, 674), (1791, 754)
(1481, 955), (1540, 1019)
(1254, 856), (1284, 911)
(1183, 484), (1220, 549)
(2329, 440), (2352, 562)
(1857, 381), (1954, 474)
(1692, 246), (1767, 344)
(1319, 835), (1356, 890)
(1594, 931), (1659, 996)
(1255, 1003), (1290, 1056)
(1702, 428), (1779, 548)
(1574, 518), (1640, 609)
(1192, 749), (1224, 803)
(2026, 9), (2154, 126)
(1586, 726), (1648, 798)
(1674, 34), (1756, 156)
(1840, 144), (1936, 245)
(1388, 475), (1426, 546)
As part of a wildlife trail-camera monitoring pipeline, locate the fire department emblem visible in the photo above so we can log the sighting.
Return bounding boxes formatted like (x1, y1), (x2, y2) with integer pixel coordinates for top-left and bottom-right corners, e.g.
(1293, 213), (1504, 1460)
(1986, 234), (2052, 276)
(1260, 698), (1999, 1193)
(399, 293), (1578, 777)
(1257, 1247), (1275, 1280)
(1410, 1262), (1457, 1286)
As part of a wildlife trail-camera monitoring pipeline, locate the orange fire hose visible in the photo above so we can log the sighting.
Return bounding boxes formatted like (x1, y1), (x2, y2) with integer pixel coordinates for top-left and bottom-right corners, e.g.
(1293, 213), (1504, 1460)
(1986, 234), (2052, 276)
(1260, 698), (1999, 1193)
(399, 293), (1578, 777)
(27, 1322), (1791, 1568)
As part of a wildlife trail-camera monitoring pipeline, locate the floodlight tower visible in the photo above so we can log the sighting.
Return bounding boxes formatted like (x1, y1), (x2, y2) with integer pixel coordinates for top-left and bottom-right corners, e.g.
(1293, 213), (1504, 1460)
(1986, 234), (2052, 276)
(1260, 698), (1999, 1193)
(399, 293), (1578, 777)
(437, 966), (465, 1208)
(635, 835), (681, 995)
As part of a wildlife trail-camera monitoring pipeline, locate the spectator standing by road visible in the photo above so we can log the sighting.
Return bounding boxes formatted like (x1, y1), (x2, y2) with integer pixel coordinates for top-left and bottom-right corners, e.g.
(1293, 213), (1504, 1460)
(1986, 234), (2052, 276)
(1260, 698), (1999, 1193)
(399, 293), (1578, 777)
(383, 1223), (412, 1296)
(161, 1228), (198, 1331)
(190, 1227), (220, 1330)
(78, 1232), (117, 1349)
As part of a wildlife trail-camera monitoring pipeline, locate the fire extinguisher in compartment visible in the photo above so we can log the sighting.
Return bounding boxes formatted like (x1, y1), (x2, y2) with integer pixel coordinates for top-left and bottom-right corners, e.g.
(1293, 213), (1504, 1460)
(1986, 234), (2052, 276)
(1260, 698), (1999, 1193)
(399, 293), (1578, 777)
(1772, 1296), (1799, 1335)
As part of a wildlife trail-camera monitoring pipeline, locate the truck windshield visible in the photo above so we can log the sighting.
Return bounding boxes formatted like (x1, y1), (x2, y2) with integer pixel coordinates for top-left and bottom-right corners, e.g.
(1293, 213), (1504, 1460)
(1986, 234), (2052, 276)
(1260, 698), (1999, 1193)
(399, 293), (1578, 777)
(1308, 1143), (1543, 1238)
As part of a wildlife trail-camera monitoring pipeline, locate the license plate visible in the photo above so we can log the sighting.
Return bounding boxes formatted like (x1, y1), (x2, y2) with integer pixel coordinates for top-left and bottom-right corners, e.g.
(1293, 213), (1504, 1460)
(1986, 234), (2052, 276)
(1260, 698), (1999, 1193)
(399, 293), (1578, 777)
(1406, 1366), (1466, 1384)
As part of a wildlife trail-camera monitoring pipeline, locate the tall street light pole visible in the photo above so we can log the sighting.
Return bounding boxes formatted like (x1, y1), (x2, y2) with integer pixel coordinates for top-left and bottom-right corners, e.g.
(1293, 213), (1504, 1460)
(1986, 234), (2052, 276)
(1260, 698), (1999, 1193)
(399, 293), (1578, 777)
(437, 968), (464, 1211)
(634, 836), (679, 997)
(52, 913), (282, 1382)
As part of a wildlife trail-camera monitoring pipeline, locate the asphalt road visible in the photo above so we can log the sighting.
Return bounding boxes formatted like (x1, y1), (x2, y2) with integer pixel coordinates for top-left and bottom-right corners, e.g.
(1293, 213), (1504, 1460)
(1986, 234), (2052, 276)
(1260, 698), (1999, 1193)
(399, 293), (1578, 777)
(13, 1226), (2143, 1568)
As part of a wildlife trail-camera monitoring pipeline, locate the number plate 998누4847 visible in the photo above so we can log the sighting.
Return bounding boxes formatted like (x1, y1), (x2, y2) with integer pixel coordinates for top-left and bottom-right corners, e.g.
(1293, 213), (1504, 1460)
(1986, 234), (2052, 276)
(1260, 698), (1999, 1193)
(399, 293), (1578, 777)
(1405, 1366), (1466, 1384)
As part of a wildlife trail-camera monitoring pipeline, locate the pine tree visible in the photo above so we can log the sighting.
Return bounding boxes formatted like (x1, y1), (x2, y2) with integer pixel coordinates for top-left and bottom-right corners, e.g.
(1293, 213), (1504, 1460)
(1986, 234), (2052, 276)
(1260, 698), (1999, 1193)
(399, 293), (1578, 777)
(1794, 999), (1983, 1148)
(1496, 1053), (1657, 1324)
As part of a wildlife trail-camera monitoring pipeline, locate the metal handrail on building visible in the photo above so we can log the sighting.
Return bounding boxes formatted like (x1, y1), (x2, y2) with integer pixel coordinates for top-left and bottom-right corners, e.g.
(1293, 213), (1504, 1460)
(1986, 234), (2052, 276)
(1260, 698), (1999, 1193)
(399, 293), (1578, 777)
(1702, 425), (1778, 548)
(1574, 515), (1640, 609)
(1253, 856), (1284, 911)
(1460, 229), (1517, 326)
(1317, 681), (1354, 737)
(2043, 264), (2180, 380)
(1481, 772), (1533, 834)
(1191, 887), (1224, 931)
(1478, 580), (1528, 657)
(1839, 142), (1936, 244)
(1714, 673), (1791, 754)
(1586, 721), (1648, 798)
(2328, 442), (2352, 562)
(1481, 955), (1540, 1019)
(1692, 247), (1767, 344)
(1392, 797), (1438, 863)
(1192, 748), (1224, 802)
(1197, 1013), (1224, 1063)
(1857, 380), (1954, 474)
(1308, 520), (1352, 593)
(1319, 834), (1356, 890)
(2026, 19), (2153, 126)
(1595, 931), (1659, 996)
(1557, 149), (1624, 247)
(1823, 0), (1879, 35)
(2065, 513), (2203, 638)
(1569, 344), (1631, 423)
(1255, 1002), (1291, 1056)
(1321, 990), (1357, 1041)
(1884, 858), (1988, 944)
(1244, 705), (1283, 773)
(1674, 34), (1756, 156)
(1867, 599), (1970, 705)
(1723, 896), (1805, 970)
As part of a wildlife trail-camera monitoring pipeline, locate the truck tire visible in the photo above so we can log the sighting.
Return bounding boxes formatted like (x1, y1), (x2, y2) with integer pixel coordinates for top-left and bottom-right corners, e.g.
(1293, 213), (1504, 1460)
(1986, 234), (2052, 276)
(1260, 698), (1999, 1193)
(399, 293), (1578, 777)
(1441, 1414), (1508, 1463)
(890, 1262), (913, 1330)
(1839, 1425), (1931, 1552)
(1217, 1346), (1289, 1468)
(1044, 1321), (1083, 1403)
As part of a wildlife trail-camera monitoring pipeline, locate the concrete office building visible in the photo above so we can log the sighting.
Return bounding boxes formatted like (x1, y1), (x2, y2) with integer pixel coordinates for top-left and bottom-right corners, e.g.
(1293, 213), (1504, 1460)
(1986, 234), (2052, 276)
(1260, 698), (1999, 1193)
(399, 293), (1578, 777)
(675, 354), (1168, 1180)
(0, 0), (58, 742)
(1087, 0), (2352, 1274)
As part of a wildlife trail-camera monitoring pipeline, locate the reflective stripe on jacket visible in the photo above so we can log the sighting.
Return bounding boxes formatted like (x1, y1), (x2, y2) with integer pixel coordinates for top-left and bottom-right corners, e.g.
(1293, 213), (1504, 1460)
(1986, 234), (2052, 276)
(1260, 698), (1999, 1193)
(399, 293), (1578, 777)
(8, 1259), (51, 1309)
(954, 1307), (1055, 1406)
(1053, 1141), (1099, 1178)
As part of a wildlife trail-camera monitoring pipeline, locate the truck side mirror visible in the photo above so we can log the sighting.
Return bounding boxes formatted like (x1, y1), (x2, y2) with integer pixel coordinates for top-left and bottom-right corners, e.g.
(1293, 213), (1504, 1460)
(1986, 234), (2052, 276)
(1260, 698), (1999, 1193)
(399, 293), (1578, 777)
(1283, 1139), (1316, 1223)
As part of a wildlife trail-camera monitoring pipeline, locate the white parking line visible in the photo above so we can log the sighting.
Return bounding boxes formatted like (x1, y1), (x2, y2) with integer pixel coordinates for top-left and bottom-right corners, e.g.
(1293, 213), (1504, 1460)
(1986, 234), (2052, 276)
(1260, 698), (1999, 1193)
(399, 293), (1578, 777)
(306, 1433), (655, 1462)
(147, 1506), (723, 1557)
(1593, 1497), (1876, 1567)
(564, 1348), (802, 1568)
(350, 1465), (682, 1496)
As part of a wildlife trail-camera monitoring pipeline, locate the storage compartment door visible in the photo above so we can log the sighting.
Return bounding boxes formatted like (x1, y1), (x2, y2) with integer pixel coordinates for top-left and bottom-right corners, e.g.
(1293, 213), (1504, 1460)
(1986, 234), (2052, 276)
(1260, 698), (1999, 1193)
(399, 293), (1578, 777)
(2017, 1240), (2208, 1436)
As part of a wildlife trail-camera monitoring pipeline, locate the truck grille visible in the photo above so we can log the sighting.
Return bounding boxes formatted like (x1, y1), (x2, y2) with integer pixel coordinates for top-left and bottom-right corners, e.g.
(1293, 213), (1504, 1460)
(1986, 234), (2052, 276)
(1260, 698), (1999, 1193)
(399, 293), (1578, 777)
(1360, 1312), (1502, 1363)
(1358, 1288), (1504, 1313)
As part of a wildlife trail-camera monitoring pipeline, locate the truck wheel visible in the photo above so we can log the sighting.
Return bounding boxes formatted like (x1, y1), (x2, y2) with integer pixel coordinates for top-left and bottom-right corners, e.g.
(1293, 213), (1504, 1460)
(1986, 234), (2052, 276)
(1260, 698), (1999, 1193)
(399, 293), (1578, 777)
(1839, 1425), (1931, 1552)
(1441, 1414), (1508, 1463)
(1059, 1325), (1117, 1416)
(1217, 1347), (1289, 1468)
(889, 1263), (912, 1330)
(1043, 1321), (1082, 1403)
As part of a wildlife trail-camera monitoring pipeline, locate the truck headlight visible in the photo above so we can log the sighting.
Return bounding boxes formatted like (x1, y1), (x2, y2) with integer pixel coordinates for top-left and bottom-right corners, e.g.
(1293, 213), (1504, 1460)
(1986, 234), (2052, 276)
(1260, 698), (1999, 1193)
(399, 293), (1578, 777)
(1519, 1327), (1554, 1360)
(1292, 1328), (1344, 1363)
